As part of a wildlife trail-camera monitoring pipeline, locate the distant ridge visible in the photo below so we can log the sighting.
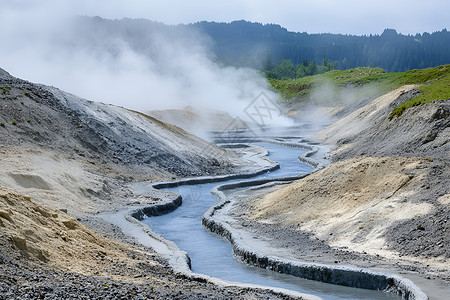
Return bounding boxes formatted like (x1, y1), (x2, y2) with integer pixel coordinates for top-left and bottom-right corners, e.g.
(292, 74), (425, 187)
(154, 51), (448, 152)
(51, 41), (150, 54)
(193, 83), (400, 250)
(191, 20), (450, 71)
(69, 17), (450, 72)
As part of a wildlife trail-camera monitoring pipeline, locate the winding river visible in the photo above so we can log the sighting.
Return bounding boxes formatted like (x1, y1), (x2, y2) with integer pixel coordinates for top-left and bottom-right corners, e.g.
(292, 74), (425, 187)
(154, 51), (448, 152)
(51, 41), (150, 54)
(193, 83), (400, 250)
(141, 142), (401, 300)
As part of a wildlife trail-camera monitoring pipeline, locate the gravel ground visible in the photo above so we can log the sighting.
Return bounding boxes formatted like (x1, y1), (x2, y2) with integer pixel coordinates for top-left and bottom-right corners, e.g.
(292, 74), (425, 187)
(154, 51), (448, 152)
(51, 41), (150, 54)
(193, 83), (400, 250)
(0, 253), (294, 300)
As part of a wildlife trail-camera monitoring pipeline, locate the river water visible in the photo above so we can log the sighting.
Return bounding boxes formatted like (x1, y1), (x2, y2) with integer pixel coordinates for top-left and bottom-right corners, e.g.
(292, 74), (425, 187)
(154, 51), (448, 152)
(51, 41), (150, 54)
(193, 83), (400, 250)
(142, 143), (401, 300)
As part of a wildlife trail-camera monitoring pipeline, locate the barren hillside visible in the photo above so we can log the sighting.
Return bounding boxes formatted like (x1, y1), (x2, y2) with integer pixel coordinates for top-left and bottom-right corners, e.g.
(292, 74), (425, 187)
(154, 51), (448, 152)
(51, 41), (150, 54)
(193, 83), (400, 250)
(316, 86), (450, 161)
(148, 107), (247, 134)
(0, 67), (245, 180)
(248, 156), (449, 269)
(238, 83), (450, 291)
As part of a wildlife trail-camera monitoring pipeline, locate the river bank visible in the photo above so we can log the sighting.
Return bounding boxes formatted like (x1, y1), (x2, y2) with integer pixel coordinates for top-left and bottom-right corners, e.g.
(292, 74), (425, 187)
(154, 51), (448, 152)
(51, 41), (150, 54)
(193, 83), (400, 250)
(218, 86), (449, 299)
(117, 138), (430, 299)
(103, 143), (329, 300)
(222, 164), (448, 299)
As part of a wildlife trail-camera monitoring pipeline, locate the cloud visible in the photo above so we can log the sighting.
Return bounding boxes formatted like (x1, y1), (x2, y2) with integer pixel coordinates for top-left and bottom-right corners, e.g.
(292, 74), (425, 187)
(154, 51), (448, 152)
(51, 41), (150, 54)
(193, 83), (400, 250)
(57, 0), (450, 35)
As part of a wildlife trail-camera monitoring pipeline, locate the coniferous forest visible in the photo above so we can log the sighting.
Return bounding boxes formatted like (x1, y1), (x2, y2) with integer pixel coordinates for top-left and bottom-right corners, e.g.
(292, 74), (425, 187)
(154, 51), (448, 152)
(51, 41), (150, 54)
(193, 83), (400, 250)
(192, 20), (450, 75)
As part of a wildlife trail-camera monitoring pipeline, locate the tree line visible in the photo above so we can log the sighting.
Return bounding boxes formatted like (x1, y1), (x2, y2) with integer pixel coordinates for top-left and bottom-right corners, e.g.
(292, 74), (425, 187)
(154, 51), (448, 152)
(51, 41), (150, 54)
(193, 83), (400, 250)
(192, 21), (450, 73)
(263, 55), (336, 80)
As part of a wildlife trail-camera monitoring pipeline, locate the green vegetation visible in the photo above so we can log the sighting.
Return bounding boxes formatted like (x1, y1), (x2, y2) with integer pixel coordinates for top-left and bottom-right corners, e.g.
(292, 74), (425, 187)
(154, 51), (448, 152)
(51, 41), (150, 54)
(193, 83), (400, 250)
(12, 120), (17, 125)
(0, 122), (5, 127)
(269, 65), (450, 117)
(269, 67), (386, 100)
(86, 18), (449, 73)
(263, 56), (336, 80)
(390, 69), (450, 118)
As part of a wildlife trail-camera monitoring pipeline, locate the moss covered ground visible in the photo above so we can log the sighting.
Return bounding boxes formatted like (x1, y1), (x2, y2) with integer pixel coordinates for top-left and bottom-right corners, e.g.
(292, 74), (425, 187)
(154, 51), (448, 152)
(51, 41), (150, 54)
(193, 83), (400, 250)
(269, 65), (450, 117)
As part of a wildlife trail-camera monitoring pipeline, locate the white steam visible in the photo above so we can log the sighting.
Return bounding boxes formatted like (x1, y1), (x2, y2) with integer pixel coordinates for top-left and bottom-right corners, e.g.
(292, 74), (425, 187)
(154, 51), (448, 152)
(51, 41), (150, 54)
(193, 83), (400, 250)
(0, 2), (291, 133)
(295, 80), (381, 134)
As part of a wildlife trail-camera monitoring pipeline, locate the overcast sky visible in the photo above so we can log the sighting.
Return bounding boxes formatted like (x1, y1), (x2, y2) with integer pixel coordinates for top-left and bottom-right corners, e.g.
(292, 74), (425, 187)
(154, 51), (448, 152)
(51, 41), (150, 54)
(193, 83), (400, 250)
(39, 0), (449, 35)
(2, 0), (448, 35)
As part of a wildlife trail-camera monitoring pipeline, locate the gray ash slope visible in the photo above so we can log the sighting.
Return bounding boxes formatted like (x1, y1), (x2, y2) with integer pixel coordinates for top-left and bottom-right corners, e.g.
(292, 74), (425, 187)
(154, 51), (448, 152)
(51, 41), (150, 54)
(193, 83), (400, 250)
(0, 68), (239, 179)
(329, 89), (450, 161)
(316, 86), (450, 264)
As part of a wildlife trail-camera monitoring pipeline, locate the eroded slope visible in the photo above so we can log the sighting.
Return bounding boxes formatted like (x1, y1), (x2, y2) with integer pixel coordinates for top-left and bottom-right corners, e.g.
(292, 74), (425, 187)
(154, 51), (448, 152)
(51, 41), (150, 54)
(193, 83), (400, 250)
(0, 68), (244, 180)
(239, 84), (450, 285)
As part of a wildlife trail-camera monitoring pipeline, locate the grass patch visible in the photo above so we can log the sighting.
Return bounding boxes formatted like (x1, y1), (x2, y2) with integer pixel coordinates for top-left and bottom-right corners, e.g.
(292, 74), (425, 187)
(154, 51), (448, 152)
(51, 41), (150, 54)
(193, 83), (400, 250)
(390, 70), (450, 118)
(269, 67), (387, 100)
(269, 65), (450, 117)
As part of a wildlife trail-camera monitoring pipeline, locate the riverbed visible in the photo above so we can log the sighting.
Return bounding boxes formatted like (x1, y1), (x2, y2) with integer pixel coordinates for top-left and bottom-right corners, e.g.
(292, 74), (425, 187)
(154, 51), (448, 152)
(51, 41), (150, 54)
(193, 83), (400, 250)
(142, 142), (401, 300)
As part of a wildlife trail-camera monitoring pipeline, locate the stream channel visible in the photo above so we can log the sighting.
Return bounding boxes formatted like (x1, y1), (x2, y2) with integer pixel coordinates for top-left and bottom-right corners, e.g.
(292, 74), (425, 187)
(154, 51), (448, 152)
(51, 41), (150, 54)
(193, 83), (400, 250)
(141, 142), (401, 300)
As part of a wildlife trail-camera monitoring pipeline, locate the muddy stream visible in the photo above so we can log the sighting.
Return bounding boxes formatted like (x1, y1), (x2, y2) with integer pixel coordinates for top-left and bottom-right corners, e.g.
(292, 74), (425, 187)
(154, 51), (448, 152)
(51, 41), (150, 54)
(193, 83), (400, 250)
(141, 142), (401, 300)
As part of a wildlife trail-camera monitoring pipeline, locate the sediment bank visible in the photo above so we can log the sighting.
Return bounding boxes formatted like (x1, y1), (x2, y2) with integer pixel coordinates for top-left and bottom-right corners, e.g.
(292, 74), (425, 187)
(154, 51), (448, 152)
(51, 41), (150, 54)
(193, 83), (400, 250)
(124, 140), (427, 299)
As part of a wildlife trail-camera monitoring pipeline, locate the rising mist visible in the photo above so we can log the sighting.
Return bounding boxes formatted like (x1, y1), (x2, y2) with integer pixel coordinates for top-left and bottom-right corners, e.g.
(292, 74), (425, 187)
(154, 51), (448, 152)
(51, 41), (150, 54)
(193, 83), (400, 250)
(0, 3), (292, 136)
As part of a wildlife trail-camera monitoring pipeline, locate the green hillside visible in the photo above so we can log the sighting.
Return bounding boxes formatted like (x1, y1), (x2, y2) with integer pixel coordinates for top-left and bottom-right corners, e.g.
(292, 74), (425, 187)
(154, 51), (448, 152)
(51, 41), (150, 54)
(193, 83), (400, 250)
(269, 65), (450, 118)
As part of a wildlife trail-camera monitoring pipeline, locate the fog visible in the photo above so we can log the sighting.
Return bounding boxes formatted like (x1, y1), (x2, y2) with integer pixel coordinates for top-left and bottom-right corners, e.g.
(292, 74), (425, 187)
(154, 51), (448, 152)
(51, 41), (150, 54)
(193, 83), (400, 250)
(309, 81), (379, 107)
(0, 2), (291, 134)
(295, 81), (382, 133)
